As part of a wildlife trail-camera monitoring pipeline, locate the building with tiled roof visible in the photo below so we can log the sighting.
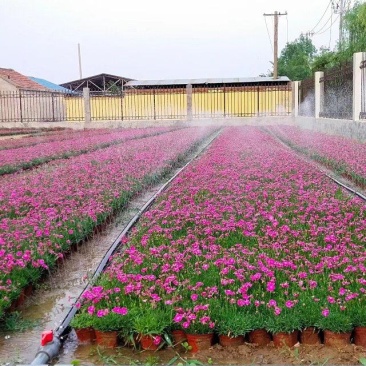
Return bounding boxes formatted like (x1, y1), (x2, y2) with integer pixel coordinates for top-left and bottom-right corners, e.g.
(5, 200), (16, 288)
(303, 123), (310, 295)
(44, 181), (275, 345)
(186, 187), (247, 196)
(0, 68), (47, 91)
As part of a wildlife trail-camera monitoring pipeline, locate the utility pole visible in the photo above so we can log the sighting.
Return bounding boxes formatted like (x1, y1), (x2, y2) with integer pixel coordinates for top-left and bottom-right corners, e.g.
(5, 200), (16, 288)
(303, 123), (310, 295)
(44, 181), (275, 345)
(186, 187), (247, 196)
(78, 43), (83, 79)
(333, 0), (351, 50)
(264, 11), (287, 79)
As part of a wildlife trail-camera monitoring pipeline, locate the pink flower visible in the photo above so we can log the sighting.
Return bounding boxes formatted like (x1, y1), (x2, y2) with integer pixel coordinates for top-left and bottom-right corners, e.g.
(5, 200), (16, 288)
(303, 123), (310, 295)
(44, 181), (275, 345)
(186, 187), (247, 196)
(237, 299), (250, 307)
(153, 335), (162, 345)
(112, 307), (128, 315)
(191, 294), (198, 301)
(87, 306), (95, 315)
(285, 300), (294, 308)
(268, 299), (277, 307)
(266, 281), (276, 292)
(97, 309), (109, 317)
(322, 309), (330, 317)
(274, 306), (282, 316)
(173, 313), (184, 323)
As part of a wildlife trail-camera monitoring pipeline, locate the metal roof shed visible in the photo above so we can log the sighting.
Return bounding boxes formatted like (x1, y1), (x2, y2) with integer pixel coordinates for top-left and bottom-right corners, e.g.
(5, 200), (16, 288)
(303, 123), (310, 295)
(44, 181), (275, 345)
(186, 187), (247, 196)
(60, 73), (134, 93)
(125, 76), (291, 88)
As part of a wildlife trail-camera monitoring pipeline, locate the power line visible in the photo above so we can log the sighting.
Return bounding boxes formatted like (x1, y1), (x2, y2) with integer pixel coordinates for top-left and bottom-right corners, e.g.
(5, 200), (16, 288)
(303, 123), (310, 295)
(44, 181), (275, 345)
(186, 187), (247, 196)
(313, 14), (333, 34)
(309, 0), (333, 33)
(263, 11), (287, 80)
(264, 16), (274, 53)
(314, 14), (340, 35)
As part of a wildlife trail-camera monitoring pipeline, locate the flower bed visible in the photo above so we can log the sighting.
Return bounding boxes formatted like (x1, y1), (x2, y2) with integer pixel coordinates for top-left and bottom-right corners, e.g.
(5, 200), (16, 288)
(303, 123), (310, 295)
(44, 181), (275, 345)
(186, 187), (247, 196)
(0, 127), (214, 317)
(268, 125), (366, 188)
(0, 127), (68, 137)
(0, 127), (175, 175)
(75, 127), (366, 348)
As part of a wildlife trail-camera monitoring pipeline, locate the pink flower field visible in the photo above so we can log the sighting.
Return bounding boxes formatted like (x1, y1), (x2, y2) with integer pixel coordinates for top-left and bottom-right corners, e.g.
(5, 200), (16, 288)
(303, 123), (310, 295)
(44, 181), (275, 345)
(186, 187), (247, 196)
(0, 127), (214, 316)
(0, 127), (175, 174)
(268, 125), (366, 188)
(77, 126), (366, 339)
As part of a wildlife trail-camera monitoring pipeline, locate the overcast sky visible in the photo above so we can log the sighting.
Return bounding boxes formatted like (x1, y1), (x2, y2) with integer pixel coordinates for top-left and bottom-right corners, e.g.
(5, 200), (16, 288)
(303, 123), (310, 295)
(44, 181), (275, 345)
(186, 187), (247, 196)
(0, 0), (352, 84)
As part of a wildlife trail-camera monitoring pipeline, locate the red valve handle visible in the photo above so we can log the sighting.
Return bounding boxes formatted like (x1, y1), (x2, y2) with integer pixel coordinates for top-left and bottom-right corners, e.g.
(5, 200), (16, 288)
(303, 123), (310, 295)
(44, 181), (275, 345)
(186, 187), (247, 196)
(41, 330), (54, 346)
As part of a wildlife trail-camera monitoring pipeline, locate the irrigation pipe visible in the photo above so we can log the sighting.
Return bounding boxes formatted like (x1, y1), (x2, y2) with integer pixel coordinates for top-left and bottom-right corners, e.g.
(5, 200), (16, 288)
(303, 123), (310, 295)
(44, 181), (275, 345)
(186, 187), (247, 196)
(324, 174), (366, 201)
(30, 128), (222, 365)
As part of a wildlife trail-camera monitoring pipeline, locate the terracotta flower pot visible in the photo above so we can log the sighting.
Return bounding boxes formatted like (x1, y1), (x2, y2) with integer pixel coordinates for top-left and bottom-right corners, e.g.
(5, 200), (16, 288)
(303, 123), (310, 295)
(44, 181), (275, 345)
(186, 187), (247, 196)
(354, 326), (366, 348)
(139, 334), (162, 351)
(24, 284), (33, 297)
(219, 334), (245, 347)
(301, 327), (321, 345)
(273, 331), (299, 348)
(323, 330), (351, 347)
(95, 330), (118, 348)
(186, 333), (213, 353)
(248, 329), (271, 346)
(171, 330), (187, 346)
(76, 327), (96, 343)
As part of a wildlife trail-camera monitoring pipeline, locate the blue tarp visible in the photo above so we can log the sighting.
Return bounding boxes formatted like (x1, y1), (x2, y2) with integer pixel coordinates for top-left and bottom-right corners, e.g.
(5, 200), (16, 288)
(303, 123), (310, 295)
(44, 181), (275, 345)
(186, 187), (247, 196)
(29, 77), (73, 93)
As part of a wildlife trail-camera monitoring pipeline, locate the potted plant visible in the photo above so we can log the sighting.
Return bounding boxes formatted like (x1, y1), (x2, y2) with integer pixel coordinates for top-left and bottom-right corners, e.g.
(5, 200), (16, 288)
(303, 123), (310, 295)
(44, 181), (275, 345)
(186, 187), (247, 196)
(298, 301), (321, 345)
(169, 324), (187, 349)
(248, 312), (272, 346)
(214, 306), (252, 347)
(265, 310), (302, 348)
(91, 311), (129, 348)
(71, 312), (96, 343)
(349, 302), (366, 348)
(316, 308), (353, 347)
(133, 307), (171, 351)
(176, 305), (215, 353)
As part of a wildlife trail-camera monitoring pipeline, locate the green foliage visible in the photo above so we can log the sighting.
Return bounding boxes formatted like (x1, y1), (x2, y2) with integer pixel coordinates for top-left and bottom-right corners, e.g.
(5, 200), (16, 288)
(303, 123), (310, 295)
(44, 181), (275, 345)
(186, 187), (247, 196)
(277, 34), (317, 80)
(213, 305), (253, 337)
(272, 2), (366, 78)
(343, 2), (366, 53)
(315, 310), (353, 333)
(132, 306), (171, 335)
(348, 302), (366, 327)
(0, 311), (40, 332)
(265, 310), (302, 334)
(91, 312), (131, 332)
(70, 312), (94, 329)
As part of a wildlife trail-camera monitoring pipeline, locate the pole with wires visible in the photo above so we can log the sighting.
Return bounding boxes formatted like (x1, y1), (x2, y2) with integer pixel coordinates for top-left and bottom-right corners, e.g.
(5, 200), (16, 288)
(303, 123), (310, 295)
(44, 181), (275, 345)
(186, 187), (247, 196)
(264, 11), (287, 80)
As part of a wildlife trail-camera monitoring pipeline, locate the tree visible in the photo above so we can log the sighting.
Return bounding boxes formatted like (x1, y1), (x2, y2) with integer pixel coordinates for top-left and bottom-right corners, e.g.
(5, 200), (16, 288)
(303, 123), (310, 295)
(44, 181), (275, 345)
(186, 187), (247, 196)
(311, 2), (366, 71)
(343, 1), (366, 54)
(277, 34), (317, 80)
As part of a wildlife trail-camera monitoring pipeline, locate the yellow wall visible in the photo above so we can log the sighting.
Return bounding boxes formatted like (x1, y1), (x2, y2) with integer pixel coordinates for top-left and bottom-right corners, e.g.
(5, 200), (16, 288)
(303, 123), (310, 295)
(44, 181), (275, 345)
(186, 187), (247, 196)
(65, 87), (292, 121)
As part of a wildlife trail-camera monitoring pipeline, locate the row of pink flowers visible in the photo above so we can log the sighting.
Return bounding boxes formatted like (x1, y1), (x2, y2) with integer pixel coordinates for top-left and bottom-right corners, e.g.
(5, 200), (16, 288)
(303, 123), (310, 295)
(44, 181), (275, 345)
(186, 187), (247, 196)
(0, 127), (66, 137)
(0, 127), (214, 317)
(78, 126), (366, 335)
(0, 127), (175, 172)
(268, 125), (366, 186)
(0, 128), (99, 150)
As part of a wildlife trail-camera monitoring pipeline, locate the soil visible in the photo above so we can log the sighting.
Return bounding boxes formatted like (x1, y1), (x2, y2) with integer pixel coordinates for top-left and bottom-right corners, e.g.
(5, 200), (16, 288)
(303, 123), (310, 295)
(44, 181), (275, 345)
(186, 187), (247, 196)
(56, 336), (366, 365)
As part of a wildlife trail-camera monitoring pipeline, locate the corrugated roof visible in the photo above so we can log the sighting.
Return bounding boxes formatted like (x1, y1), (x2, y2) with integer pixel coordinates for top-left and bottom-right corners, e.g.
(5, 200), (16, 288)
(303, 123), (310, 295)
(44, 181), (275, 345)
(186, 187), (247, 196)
(0, 68), (47, 91)
(29, 77), (72, 92)
(60, 73), (134, 89)
(126, 76), (291, 87)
